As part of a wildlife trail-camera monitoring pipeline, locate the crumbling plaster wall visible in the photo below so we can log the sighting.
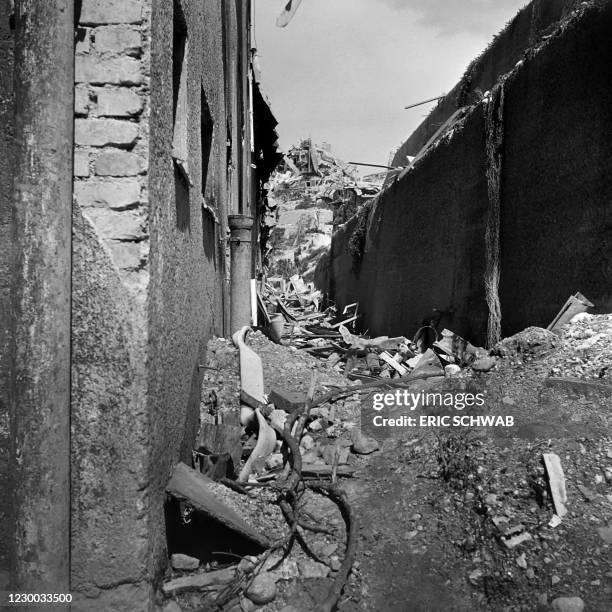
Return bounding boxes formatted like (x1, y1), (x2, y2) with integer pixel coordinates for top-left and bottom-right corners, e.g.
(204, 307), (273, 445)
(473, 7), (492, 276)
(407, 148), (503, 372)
(70, 0), (229, 608)
(321, 1), (612, 346)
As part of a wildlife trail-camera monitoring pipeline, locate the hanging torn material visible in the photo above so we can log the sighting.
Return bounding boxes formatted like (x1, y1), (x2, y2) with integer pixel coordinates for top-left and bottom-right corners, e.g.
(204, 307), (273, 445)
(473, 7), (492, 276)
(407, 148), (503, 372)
(276, 0), (303, 27)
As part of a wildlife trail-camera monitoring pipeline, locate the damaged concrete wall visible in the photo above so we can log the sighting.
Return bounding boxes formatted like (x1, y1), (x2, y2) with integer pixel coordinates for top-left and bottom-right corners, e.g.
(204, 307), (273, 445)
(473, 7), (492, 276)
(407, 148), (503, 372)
(70, 0), (230, 608)
(321, 0), (612, 346)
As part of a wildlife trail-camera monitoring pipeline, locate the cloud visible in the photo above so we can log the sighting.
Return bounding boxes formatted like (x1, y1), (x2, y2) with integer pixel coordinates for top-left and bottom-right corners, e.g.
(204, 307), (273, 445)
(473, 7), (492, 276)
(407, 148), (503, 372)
(380, 0), (528, 35)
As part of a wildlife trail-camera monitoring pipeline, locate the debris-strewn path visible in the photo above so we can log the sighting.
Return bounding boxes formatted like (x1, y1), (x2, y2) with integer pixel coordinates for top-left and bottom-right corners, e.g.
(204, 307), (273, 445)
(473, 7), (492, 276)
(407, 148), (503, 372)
(161, 313), (612, 612)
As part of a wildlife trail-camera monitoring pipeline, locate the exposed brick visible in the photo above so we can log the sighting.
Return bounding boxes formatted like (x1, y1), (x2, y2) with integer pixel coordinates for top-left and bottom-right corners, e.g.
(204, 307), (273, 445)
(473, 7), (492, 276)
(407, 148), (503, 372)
(107, 240), (144, 270)
(75, 119), (138, 147)
(85, 207), (147, 241)
(80, 0), (143, 25)
(74, 86), (91, 116)
(75, 55), (142, 85)
(97, 89), (143, 117)
(94, 26), (142, 55)
(95, 151), (144, 176)
(74, 152), (90, 177)
(74, 179), (140, 208)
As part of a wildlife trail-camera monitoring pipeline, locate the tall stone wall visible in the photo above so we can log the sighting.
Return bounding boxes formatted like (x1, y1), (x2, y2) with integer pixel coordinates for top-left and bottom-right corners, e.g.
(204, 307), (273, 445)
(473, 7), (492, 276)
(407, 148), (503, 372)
(321, 1), (612, 346)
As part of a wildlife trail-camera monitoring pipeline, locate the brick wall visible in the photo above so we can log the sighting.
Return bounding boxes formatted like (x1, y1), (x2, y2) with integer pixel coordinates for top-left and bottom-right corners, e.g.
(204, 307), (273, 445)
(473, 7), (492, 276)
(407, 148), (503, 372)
(74, 0), (150, 295)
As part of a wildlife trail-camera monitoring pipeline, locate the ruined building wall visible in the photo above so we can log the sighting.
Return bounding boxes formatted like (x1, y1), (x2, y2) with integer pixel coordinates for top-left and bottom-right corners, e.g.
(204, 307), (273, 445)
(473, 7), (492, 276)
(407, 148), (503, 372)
(321, 1), (612, 346)
(70, 0), (231, 608)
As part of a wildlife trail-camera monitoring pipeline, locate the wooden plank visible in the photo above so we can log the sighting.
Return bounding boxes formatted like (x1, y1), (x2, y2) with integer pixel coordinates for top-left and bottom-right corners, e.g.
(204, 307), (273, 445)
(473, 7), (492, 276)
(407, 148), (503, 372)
(166, 463), (270, 548)
(543, 453), (567, 518)
(380, 351), (408, 376)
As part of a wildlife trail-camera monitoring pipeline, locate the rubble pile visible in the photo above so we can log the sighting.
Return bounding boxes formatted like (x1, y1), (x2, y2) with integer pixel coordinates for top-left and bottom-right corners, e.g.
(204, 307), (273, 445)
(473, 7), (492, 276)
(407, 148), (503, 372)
(263, 140), (382, 281)
(160, 288), (612, 611)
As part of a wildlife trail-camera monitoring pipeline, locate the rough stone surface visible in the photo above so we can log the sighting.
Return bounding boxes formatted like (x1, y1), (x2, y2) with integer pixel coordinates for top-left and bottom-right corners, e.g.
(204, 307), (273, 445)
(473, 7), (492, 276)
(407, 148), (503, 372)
(94, 26), (142, 55)
(97, 88), (143, 117)
(74, 152), (90, 177)
(351, 429), (380, 455)
(80, 0), (144, 25)
(245, 573), (277, 605)
(95, 150), (144, 176)
(74, 179), (140, 208)
(162, 601), (182, 612)
(71, 205), (149, 601)
(472, 357), (497, 372)
(84, 208), (147, 241)
(551, 597), (585, 612)
(107, 241), (145, 271)
(170, 553), (199, 571)
(75, 85), (91, 115)
(75, 119), (139, 146)
(76, 56), (142, 85)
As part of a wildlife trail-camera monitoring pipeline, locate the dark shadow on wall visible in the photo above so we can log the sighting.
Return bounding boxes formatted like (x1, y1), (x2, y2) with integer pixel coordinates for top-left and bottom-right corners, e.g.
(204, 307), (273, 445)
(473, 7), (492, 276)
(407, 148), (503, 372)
(174, 166), (190, 231)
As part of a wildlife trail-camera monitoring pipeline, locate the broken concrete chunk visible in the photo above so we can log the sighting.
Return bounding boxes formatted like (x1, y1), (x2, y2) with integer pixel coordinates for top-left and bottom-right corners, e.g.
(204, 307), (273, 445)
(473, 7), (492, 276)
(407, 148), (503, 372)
(412, 348), (444, 377)
(472, 356), (496, 372)
(170, 553), (200, 571)
(551, 597), (585, 612)
(351, 430), (380, 455)
(502, 531), (532, 549)
(161, 567), (235, 596)
(543, 453), (568, 518)
(596, 525), (612, 544)
(444, 364), (461, 376)
(166, 463), (269, 549)
(269, 408), (288, 431)
(297, 557), (331, 579)
(245, 572), (277, 605)
(265, 453), (284, 470)
(268, 387), (306, 413)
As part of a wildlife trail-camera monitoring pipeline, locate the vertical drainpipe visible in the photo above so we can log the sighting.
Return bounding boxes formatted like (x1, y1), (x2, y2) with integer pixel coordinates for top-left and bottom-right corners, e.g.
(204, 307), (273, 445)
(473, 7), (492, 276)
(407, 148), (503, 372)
(228, 214), (254, 333)
(10, 0), (73, 596)
(228, 0), (254, 335)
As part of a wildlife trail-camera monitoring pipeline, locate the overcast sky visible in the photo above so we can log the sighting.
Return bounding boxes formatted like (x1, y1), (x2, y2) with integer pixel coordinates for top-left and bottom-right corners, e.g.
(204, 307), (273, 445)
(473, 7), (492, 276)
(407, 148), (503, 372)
(254, 0), (527, 167)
